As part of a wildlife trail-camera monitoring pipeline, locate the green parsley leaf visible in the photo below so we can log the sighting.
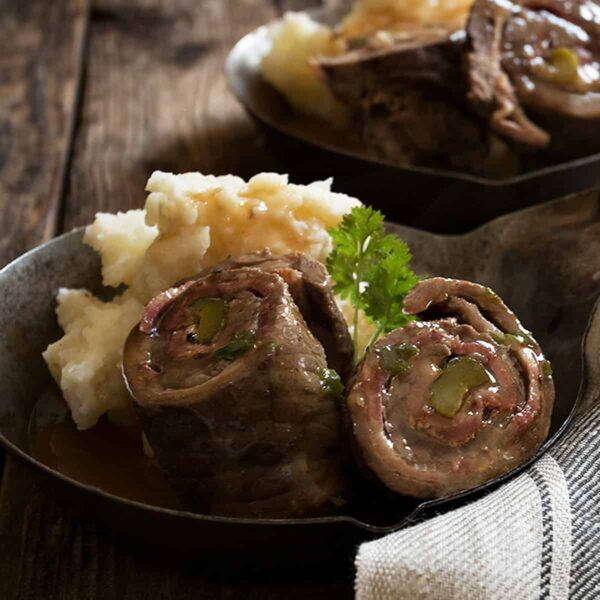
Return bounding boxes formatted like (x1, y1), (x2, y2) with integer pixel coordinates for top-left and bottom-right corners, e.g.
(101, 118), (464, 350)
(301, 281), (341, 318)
(327, 206), (419, 363)
(214, 331), (256, 362)
(362, 246), (420, 333)
(327, 207), (385, 303)
(318, 367), (345, 399)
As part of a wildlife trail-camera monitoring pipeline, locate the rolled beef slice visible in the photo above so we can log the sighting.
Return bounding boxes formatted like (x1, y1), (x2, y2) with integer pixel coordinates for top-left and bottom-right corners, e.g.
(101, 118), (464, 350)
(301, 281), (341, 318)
(467, 0), (600, 151)
(123, 267), (348, 518)
(346, 277), (555, 498)
(198, 251), (354, 384)
(316, 30), (514, 175)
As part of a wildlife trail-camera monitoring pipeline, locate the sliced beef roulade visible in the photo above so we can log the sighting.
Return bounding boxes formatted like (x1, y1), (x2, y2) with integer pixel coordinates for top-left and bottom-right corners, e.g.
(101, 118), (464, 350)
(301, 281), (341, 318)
(123, 267), (348, 518)
(347, 277), (555, 498)
(199, 251), (354, 384)
(467, 0), (600, 153)
(316, 30), (515, 176)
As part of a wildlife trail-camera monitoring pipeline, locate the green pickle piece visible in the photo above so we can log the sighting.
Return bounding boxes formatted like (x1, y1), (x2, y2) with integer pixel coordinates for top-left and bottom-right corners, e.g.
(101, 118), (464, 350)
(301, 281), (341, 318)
(490, 330), (535, 347)
(190, 298), (227, 344)
(348, 35), (369, 50)
(541, 360), (553, 380)
(509, 331), (535, 347)
(319, 368), (345, 399)
(377, 343), (419, 376)
(429, 357), (491, 419)
(489, 331), (506, 344)
(505, 333), (524, 347)
(549, 47), (580, 85)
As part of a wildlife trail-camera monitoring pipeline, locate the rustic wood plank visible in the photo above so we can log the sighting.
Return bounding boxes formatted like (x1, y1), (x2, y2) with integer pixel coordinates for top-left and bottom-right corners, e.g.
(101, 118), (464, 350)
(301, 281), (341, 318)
(0, 0), (89, 266)
(0, 0), (88, 512)
(0, 459), (352, 599)
(61, 0), (289, 229)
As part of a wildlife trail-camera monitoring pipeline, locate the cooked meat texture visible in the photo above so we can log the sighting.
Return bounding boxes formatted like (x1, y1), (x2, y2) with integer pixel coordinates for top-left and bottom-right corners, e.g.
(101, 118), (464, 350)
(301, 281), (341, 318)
(467, 0), (600, 152)
(199, 251), (354, 383)
(317, 30), (517, 176)
(346, 277), (555, 499)
(123, 268), (348, 518)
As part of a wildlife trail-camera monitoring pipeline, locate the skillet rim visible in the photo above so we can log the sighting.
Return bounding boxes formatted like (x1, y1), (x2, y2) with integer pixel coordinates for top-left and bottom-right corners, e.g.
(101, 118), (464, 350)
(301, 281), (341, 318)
(224, 9), (600, 188)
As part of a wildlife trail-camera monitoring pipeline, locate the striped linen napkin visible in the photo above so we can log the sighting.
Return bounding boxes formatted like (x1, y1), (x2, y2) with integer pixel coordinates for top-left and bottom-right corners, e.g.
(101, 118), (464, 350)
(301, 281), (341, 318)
(355, 389), (600, 599)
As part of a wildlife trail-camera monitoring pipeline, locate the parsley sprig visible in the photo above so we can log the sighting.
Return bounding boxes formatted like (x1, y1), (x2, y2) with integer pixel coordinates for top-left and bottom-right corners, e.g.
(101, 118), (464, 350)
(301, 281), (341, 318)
(327, 207), (419, 364)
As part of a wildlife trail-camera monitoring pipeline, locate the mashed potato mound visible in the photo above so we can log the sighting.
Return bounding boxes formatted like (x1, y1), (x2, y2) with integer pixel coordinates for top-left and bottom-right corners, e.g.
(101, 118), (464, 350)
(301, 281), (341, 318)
(43, 289), (145, 430)
(339, 0), (474, 37)
(260, 13), (347, 125)
(260, 2), (474, 122)
(83, 210), (158, 289)
(44, 171), (361, 430)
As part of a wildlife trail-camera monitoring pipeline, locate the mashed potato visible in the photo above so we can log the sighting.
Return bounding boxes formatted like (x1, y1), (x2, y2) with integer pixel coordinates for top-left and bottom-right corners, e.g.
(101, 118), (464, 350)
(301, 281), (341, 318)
(339, 0), (474, 37)
(261, 13), (347, 125)
(260, 1), (474, 121)
(43, 289), (145, 430)
(83, 210), (158, 289)
(44, 172), (361, 430)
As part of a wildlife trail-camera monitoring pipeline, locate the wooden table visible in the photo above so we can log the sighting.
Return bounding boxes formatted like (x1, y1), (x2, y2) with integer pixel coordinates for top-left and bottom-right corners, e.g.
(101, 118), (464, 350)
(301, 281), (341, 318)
(0, 1), (353, 596)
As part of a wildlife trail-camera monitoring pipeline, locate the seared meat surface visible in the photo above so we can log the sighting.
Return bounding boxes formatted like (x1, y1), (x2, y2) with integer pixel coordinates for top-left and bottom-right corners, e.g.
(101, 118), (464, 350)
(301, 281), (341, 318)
(317, 31), (514, 176)
(123, 266), (348, 518)
(199, 251), (354, 384)
(313, 0), (600, 174)
(468, 0), (600, 152)
(346, 277), (555, 498)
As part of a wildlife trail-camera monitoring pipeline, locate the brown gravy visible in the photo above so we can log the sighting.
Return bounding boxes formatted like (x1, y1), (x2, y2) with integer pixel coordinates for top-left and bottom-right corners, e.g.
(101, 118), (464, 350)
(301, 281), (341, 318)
(28, 391), (180, 510)
(27, 389), (416, 526)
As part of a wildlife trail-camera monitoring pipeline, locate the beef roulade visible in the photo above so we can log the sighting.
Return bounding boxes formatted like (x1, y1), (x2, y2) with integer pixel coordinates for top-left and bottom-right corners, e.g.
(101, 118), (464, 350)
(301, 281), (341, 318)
(467, 0), (600, 153)
(199, 251), (354, 383)
(123, 267), (348, 517)
(347, 277), (555, 498)
(316, 31), (511, 176)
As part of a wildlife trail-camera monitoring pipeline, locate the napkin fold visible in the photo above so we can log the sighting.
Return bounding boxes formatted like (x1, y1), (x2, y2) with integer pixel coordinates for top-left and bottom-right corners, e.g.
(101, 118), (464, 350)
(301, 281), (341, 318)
(355, 401), (600, 599)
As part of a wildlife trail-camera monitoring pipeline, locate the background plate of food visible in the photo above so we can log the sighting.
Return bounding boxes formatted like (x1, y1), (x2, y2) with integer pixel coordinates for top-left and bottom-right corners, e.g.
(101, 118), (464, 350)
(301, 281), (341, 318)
(0, 171), (599, 568)
(225, 0), (600, 231)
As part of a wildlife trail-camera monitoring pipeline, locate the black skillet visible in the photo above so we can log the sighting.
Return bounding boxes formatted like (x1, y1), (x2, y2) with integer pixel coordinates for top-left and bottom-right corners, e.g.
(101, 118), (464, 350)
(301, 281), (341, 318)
(224, 9), (600, 233)
(0, 190), (599, 568)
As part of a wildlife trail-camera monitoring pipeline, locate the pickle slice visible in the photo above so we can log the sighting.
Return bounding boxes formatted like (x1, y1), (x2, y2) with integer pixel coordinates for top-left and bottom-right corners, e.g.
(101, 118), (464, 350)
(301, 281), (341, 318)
(190, 298), (227, 344)
(377, 343), (418, 376)
(429, 357), (491, 418)
(549, 47), (580, 86)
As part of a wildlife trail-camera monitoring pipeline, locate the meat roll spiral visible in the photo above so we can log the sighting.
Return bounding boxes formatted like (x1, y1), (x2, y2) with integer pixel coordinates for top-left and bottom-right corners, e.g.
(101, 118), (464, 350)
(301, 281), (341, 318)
(123, 267), (348, 517)
(198, 251), (354, 383)
(347, 277), (555, 498)
(468, 0), (600, 151)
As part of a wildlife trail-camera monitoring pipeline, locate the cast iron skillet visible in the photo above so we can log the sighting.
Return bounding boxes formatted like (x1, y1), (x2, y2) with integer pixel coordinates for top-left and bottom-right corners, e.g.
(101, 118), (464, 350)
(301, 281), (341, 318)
(1, 191), (599, 568)
(225, 10), (600, 232)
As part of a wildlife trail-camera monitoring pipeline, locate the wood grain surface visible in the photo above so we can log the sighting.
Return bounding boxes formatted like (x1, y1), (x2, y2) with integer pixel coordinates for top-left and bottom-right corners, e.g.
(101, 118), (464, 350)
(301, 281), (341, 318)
(63, 0), (280, 228)
(0, 0), (355, 597)
(0, 0), (88, 265)
(0, 460), (352, 599)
